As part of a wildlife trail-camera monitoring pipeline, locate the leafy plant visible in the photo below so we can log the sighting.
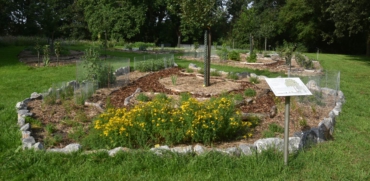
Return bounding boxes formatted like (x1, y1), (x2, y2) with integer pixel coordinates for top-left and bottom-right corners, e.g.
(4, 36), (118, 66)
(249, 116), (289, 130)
(45, 124), (55, 135)
(185, 67), (194, 73)
(34, 38), (41, 66)
(81, 48), (116, 87)
(217, 44), (228, 61)
(171, 74), (178, 85)
(210, 70), (221, 76)
(268, 123), (284, 133)
(43, 45), (50, 66)
(228, 50), (240, 61)
(244, 88), (256, 97)
(247, 51), (257, 63)
(262, 130), (275, 138)
(249, 77), (260, 84)
(227, 72), (239, 80)
(137, 93), (149, 102)
(54, 41), (61, 66)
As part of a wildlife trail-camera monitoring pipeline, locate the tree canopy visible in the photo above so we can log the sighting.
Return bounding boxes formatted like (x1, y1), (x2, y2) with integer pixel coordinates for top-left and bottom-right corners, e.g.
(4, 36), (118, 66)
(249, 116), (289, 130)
(1, 0), (369, 55)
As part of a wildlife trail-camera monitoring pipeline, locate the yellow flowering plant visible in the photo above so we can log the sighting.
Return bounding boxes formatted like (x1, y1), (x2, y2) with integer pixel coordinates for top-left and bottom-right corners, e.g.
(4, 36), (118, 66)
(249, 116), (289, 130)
(92, 95), (256, 148)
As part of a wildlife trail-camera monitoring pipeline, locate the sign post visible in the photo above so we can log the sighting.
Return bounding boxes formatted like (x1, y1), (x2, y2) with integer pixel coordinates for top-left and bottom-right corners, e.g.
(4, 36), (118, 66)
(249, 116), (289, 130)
(265, 78), (312, 165)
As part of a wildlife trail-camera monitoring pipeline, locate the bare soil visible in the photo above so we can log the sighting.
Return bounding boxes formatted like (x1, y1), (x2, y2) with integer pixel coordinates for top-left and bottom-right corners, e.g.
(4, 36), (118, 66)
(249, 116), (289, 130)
(22, 50), (333, 149)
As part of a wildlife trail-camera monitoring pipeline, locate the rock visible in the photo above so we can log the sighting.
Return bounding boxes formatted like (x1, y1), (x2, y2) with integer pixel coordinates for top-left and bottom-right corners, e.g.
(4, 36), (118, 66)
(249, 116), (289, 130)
(20, 123), (30, 131)
(328, 110), (336, 118)
(306, 80), (321, 91)
(108, 147), (130, 156)
(250, 73), (257, 78)
(254, 138), (284, 153)
(150, 145), (170, 155)
(258, 75), (268, 80)
(236, 72), (250, 78)
(289, 137), (301, 152)
(17, 109), (32, 117)
(245, 98), (253, 104)
(189, 63), (198, 69)
(30, 92), (42, 99)
(241, 112), (268, 121)
(33, 142), (44, 150)
(215, 147), (240, 156)
(64, 143), (82, 152)
(170, 146), (193, 154)
(321, 88), (337, 96)
(193, 144), (206, 155)
(22, 136), (36, 149)
(238, 144), (256, 156)
(15, 102), (26, 109)
(296, 129), (318, 149)
(17, 117), (25, 127)
(270, 106), (277, 118)
(22, 131), (31, 139)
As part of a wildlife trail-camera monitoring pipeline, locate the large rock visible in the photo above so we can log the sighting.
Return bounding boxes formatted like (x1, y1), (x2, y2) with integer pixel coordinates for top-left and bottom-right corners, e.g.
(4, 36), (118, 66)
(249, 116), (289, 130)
(170, 146), (193, 154)
(30, 92), (42, 99)
(22, 136), (36, 149)
(193, 144), (206, 155)
(294, 129), (318, 149)
(17, 117), (25, 127)
(306, 80), (321, 91)
(254, 138), (284, 153)
(48, 143), (82, 153)
(238, 144), (256, 156)
(20, 123), (30, 131)
(33, 142), (44, 150)
(150, 145), (170, 155)
(108, 147), (130, 156)
(214, 147), (240, 156)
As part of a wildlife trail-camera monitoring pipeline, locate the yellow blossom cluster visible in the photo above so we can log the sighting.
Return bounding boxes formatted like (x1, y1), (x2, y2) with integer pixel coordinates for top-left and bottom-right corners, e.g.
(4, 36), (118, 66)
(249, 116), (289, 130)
(94, 96), (256, 147)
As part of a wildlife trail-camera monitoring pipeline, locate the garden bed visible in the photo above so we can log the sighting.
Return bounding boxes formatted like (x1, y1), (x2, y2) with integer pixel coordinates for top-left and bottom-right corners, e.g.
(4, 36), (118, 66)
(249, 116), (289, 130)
(25, 67), (335, 149)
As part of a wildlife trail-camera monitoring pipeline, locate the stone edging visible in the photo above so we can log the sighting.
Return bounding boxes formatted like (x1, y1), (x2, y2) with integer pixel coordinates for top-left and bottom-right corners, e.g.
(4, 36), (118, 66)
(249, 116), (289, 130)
(15, 76), (345, 156)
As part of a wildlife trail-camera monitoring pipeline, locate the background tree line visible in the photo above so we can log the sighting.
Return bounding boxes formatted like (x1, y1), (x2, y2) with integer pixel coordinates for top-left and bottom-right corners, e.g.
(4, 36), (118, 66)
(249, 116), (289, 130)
(0, 0), (369, 55)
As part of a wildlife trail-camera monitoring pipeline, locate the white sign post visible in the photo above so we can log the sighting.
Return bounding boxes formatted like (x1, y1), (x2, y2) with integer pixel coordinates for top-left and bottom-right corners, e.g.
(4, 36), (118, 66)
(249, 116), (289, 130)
(265, 78), (312, 165)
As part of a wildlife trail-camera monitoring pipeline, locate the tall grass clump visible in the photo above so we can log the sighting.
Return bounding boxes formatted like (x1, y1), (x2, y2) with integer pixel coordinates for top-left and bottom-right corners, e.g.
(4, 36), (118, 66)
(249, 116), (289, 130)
(91, 96), (254, 148)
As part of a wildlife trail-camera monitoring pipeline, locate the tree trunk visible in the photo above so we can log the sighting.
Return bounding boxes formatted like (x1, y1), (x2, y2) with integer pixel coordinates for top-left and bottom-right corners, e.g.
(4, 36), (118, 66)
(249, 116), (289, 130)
(367, 32), (370, 57)
(265, 37), (267, 51)
(207, 28), (211, 86)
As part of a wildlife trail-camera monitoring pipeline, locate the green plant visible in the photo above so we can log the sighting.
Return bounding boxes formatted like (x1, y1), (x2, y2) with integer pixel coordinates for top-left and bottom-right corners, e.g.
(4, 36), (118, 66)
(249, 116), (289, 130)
(68, 125), (85, 142)
(228, 50), (240, 61)
(137, 93), (149, 102)
(217, 44), (228, 61)
(54, 41), (61, 66)
(185, 67), (194, 73)
(180, 92), (191, 103)
(43, 45), (50, 66)
(227, 72), (239, 80)
(299, 118), (308, 128)
(34, 38), (41, 67)
(295, 53), (314, 69)
(244, 88), (256, 97)
(249, 76), (260, 84)
(154, 93), (169, 101)
(210, 70), (221, 76)
(268, 123), (284, 133)
(247, 51), (257, 63)
(197, 67), (204, 74)
(81, 48), (116, 87)
(262, 130), (275, 138)
(45, 124), (55, 135)
(171, 74), (178, 85)
(25, 117), (42, 128)
(125, 43), (133, 50)
(233, 94), (244, 101)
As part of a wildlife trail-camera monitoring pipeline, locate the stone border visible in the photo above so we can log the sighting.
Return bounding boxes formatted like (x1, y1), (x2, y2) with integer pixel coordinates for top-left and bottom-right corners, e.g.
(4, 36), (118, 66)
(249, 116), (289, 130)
(15, 73), (344, 156)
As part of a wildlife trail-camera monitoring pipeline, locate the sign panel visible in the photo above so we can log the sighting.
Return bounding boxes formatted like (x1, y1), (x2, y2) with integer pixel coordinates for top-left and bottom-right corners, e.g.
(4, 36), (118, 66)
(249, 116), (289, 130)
(265, 77), (312, 97)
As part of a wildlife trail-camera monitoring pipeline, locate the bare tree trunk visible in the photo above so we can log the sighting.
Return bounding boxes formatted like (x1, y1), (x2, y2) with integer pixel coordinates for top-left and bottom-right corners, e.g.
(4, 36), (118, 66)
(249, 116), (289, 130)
(367, 32), (370, 57)
(265, 37), (267, 51)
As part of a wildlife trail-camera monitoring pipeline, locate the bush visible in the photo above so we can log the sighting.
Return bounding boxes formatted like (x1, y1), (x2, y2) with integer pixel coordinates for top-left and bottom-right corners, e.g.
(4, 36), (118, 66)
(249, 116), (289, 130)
(135, 59), (168, 72)
(81, 48), (116, 87)
(227, 72), (239, 80)
(247, 52), (257, 63)
(92, 96), (254, 148)
(295, 53), (314, 69)
(217, 44), (228, 61)
(228, 51), (240, 61)
(244, 88), (256, 97)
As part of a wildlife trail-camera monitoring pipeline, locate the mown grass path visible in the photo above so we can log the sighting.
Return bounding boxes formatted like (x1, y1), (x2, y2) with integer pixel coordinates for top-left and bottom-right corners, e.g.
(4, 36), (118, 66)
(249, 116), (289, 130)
(0, 47), (369, 180)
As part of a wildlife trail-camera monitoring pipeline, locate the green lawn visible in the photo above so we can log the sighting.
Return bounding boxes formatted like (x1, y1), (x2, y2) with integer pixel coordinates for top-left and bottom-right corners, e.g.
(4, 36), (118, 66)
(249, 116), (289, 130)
(1, 47), (370, 180)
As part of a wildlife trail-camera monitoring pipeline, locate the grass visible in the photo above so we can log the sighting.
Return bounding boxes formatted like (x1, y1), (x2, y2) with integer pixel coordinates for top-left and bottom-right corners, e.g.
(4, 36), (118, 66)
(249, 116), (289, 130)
(1, 45), (370, 180)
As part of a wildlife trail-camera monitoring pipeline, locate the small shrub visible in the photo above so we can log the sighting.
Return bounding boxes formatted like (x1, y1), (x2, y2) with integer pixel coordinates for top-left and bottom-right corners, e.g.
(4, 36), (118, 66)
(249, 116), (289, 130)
(154, 93), (169, 101)
(198, 67), (204, 74)
(180, 92), (191, 103)
(228, 51), (240, 61)
(268, 123), (284, 133)
(171, 75), (178, 85)
(233, 94), (244, 101)
(45, 124), (55, 135)
(244, 88), (256, 97)
(227, 72), (239, 80)
(137, 93), (149, 102)
(210, 70), (221, 76)
(217, 44), (228, 61)
(185, 67), (194, 73)
(249, 76), (260, 84)
(299, 119), (308, 128)
(247, 52), (257, 63)
(43, 45), (50, 66)
(262, 130), (275, 138)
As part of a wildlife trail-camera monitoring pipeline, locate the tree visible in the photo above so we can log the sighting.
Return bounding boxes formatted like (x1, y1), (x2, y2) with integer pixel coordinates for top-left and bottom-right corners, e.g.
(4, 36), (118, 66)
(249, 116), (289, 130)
(231, 7), (258, 49)
(79, 0), (146, 42)
(327, 0), (370, 56)
(178, 0), (224, 86)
